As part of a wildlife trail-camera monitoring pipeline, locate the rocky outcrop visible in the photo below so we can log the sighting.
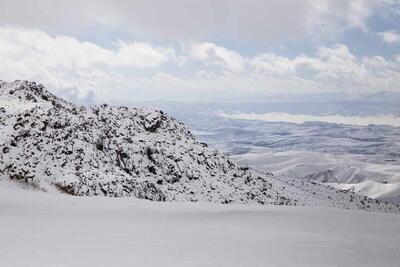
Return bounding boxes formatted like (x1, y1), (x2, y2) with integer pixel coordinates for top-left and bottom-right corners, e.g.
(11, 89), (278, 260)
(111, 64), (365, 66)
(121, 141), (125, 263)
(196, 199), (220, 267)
(1, 80), (399, 213)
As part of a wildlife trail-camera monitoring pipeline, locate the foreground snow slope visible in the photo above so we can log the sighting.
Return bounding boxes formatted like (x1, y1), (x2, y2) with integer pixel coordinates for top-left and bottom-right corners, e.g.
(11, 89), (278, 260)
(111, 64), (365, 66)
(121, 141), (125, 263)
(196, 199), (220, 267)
(1, 181), (399, 267)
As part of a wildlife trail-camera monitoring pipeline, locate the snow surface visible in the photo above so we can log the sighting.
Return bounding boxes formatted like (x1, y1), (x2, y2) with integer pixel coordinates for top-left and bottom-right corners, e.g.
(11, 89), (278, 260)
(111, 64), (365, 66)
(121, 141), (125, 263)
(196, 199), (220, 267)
(1, 181), (400, 267)
(327, 180), (400, 205)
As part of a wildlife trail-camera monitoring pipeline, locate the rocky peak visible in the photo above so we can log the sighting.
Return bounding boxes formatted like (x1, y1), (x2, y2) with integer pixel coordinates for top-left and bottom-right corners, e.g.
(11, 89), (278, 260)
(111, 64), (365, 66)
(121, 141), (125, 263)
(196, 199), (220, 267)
(0, 80), (73, 111)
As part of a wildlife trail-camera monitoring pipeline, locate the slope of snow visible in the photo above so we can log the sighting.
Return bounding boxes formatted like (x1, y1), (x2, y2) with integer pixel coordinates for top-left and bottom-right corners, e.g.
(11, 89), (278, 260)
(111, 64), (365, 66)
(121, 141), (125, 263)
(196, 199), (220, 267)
(1, 80), (399, 212)
(0, 181), (400, 267)
(327, 181), (400, 205)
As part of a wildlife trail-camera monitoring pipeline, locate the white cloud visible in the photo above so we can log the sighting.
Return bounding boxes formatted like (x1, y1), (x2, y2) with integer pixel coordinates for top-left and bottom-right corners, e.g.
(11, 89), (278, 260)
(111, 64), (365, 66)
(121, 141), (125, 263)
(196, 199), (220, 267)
(251, 54), (297, 76)
(0, 27), (174, 69)
(251, 44), (362, 79)
(249, 43), (400, 93)
(0, 27), (175, 100)
(303, 44), (366, 81)
(185, 42), (246, 73)
(307, 0), (383, 40)
(378, 30), (400, 44)
(111, 42), (175, 68)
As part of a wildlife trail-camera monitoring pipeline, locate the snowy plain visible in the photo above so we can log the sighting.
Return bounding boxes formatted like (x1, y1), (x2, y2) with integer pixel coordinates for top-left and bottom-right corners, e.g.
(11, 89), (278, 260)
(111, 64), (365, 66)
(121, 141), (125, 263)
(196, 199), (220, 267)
(1, 181), (400, 267)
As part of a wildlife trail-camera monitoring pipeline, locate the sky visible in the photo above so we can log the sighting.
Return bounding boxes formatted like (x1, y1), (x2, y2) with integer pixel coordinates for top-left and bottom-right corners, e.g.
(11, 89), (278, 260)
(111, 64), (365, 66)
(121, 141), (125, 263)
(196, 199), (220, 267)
(0, 0), (399, 103)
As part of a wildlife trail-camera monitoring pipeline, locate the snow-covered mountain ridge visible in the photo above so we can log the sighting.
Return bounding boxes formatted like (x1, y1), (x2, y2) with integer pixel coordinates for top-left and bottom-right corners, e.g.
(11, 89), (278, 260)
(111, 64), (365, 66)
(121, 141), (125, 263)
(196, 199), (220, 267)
(1, 80), (399, 212)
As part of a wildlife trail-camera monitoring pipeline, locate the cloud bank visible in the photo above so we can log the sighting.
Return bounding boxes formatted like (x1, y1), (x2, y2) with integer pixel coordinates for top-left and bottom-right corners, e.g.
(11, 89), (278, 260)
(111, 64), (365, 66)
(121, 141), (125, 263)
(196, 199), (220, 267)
(0, 0), (389, 42)
(0, 27), (400, 102)
(379, 30), (400, 44)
